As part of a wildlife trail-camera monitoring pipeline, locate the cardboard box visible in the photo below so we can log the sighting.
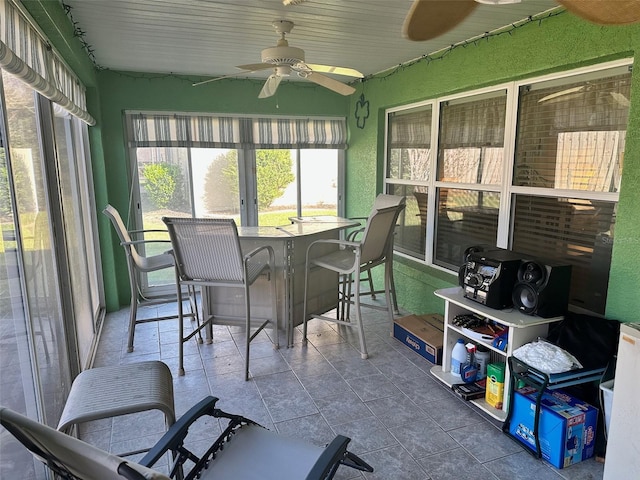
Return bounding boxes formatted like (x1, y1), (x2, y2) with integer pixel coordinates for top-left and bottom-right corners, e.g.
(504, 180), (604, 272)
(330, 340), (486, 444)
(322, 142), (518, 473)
(393, 314), (444, 364)
(508, 386), (598, 469)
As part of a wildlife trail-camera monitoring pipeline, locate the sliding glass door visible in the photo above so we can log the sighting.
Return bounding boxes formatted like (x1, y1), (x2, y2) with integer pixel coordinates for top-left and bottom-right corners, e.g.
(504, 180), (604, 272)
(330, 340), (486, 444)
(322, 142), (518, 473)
(0, 69), (102, 478)
(132, 145), (342, 295)
(53, 109), (100, 367)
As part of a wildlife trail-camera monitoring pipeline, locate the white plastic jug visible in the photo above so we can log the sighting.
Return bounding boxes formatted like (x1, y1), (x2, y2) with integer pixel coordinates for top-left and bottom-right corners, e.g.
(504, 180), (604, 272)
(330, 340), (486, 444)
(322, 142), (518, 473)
(451, 339), (467, 377)
(475, 347), (491, 380)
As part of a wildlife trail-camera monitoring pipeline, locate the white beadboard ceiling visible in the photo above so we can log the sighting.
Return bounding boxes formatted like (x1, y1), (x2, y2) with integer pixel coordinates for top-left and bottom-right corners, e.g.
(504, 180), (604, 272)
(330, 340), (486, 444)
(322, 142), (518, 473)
(62, 0), (561, 82)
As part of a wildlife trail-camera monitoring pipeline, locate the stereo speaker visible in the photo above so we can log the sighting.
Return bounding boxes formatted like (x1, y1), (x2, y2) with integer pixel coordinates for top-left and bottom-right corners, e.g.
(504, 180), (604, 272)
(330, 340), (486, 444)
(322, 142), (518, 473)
(512, 260), (572, 318)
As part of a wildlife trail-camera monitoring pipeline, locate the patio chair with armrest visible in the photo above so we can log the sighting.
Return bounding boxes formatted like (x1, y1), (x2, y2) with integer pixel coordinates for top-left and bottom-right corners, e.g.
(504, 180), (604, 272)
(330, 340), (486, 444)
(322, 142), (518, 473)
(303, 201), (404, 359)
(103, 204), (198, 354)
(162, 217), (279, 379)
(0, 396), (373, 480)
(341, 194), (406, 320)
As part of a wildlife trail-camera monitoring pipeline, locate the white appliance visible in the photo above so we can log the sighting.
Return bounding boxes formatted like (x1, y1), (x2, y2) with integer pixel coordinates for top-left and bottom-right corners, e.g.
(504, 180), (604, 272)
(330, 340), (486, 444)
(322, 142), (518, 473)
(603, 323), (640, 479)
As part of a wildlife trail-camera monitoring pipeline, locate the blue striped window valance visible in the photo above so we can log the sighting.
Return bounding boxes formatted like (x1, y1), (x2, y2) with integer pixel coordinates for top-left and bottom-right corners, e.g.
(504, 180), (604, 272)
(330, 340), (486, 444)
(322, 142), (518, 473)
(126, 112), (347, 149)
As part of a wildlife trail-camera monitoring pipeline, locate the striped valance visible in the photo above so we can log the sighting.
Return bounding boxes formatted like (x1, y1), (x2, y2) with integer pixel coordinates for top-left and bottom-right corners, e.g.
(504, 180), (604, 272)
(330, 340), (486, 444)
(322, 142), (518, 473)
(126, 112), (347, 149)
(0, 0), (95, 125)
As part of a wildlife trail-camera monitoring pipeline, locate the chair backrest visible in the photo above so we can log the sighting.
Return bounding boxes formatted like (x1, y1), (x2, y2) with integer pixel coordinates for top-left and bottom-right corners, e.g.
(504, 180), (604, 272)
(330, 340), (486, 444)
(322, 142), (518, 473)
(103, 204), (143, 266)
(359, 198), (406, 264)
(372, 193), (406, 244)
(0, 407), (168, 480)
(372, 193), (405, 211)
(163, 217), (245, 283)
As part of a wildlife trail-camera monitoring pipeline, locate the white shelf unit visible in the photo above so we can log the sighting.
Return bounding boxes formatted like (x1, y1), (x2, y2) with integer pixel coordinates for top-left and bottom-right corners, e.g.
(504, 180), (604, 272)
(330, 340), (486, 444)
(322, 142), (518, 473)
(431, 287), (562, 421)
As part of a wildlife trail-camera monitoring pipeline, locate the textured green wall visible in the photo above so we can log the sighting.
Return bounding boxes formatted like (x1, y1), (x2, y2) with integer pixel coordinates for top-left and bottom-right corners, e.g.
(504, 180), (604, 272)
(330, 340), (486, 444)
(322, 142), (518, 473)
(344, 12), (640, 322)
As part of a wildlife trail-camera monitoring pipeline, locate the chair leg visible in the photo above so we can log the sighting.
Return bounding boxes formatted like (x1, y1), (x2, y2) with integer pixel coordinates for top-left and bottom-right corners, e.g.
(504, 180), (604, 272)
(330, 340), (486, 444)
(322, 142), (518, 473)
(345, 272), (353, 321)
(190, 286), (204, 345)
(338, 273), (346, 321)
(384, 261), (395, 327)
(365, 270), (376, 300)
(127, 261), (139, 353)
(127, 300), (138, 353)
(387, 257), (399, 315)
(244, 286), (251, 382)
(302, 256), (311, 345)
(270, 268), (279, 350)
(176, 272), (185, 377)
(353, 271), (368, 360)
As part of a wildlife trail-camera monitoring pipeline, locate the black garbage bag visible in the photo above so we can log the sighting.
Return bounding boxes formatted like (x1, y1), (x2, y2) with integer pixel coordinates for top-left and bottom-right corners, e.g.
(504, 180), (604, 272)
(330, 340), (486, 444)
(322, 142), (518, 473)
(545, 311), (620, 459)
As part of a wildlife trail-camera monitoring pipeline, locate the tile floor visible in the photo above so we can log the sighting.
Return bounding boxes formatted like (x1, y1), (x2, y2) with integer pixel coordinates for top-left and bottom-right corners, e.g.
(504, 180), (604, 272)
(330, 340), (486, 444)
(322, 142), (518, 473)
(85, 298), (605, 480)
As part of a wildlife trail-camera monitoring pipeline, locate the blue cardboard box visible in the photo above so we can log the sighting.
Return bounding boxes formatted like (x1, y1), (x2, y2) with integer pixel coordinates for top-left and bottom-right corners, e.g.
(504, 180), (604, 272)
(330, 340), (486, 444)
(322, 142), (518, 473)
(508, 386), (598, 469)
(393, 314), (443, 365)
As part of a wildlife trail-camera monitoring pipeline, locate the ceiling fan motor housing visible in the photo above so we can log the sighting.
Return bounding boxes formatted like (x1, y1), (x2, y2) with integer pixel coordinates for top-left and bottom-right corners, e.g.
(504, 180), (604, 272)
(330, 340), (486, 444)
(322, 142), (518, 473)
(261, 45), (305, 65)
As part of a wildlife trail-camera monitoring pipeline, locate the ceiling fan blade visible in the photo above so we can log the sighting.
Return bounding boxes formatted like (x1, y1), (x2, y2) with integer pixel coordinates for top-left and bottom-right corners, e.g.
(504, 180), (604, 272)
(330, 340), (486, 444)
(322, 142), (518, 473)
(403, 0), (479, 41)
(192, 73), (242, 87)
(259, 74), (283, 98)
(305, 63), (364, 78)
(236, 63), (273, 72)
(192, 63), (274, 87)
(306, 72), (355, 96)
(557, 0), (640, 25)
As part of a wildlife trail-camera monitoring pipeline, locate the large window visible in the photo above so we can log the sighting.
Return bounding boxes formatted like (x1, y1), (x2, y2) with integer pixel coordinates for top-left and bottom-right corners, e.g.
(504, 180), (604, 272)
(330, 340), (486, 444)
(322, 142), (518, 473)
(385, 104), (432, 260)
(384, 60), (631, 315)
(126, 113), (345, 296)
(510, 69), (629, 313)
(435, 90), (507, 269)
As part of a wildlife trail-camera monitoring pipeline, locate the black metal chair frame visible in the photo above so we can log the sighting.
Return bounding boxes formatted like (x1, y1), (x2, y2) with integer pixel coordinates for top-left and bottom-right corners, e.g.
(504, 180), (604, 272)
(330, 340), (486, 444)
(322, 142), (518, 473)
(1, 396), (373, 480)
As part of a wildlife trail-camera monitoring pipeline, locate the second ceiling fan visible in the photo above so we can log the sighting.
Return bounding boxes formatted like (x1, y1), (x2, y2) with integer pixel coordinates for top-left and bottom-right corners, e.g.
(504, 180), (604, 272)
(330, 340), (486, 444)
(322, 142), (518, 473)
(194, 20), (363, 98)
(403, 0), (640, 41)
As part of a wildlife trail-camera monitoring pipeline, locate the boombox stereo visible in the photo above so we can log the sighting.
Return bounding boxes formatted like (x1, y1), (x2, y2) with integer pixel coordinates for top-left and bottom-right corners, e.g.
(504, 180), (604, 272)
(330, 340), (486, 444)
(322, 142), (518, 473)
(459, 248), (523, 310)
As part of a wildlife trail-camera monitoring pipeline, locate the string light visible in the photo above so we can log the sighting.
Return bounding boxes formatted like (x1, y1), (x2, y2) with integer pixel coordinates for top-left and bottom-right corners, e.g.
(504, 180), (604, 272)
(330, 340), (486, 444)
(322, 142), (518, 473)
(61, 0), (99, 67)
(358, 9), (565, 86)
(61, 1), (564, 95)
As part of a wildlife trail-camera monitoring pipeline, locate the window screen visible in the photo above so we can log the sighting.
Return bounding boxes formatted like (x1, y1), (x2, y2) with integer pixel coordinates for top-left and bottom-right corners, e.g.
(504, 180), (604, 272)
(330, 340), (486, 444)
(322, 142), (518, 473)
(512, 68), (630, 314)
(434, 90), (506, 269)
(511, 196), (616, 313)
(386, 104), (433, 260)
(514, 72), (630, 191)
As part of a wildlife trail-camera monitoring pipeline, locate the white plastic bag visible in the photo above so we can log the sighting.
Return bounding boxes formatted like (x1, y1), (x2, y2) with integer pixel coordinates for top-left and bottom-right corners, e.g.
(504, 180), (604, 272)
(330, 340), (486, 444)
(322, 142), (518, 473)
(513, 340), (583, 374)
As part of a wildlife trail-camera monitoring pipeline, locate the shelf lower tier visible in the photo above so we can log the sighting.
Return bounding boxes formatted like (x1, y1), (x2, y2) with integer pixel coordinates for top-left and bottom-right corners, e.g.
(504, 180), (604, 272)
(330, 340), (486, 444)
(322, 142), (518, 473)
(430, 366), (507, 422)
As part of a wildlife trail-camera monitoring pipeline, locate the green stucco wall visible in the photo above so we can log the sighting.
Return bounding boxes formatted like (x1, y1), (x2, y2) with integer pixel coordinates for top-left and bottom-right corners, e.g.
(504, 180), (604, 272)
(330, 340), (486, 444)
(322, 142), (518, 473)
(30, 2), (640, 321)
(344, 12), (640, 322)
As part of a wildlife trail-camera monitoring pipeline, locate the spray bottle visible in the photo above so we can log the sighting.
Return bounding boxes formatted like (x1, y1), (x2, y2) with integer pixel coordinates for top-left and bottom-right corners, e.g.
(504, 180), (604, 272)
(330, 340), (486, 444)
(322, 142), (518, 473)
(461, 343), (479, 383)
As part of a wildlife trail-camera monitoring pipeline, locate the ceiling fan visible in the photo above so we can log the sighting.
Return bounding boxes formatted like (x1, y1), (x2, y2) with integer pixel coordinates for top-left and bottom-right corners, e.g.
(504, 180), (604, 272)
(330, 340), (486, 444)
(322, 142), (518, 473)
(403, 0), (640, 41)
(193, 20), (363, 98)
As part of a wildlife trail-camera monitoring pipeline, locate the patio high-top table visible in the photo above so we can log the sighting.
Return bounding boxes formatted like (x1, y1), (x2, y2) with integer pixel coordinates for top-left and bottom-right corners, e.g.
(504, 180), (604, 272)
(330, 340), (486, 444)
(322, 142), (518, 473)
(201, 217), (358, 347)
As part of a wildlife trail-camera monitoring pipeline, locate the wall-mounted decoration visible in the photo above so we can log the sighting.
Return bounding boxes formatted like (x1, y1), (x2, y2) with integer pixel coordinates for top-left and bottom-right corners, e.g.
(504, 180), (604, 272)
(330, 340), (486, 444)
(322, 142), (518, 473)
(355, 93), (370, 129)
